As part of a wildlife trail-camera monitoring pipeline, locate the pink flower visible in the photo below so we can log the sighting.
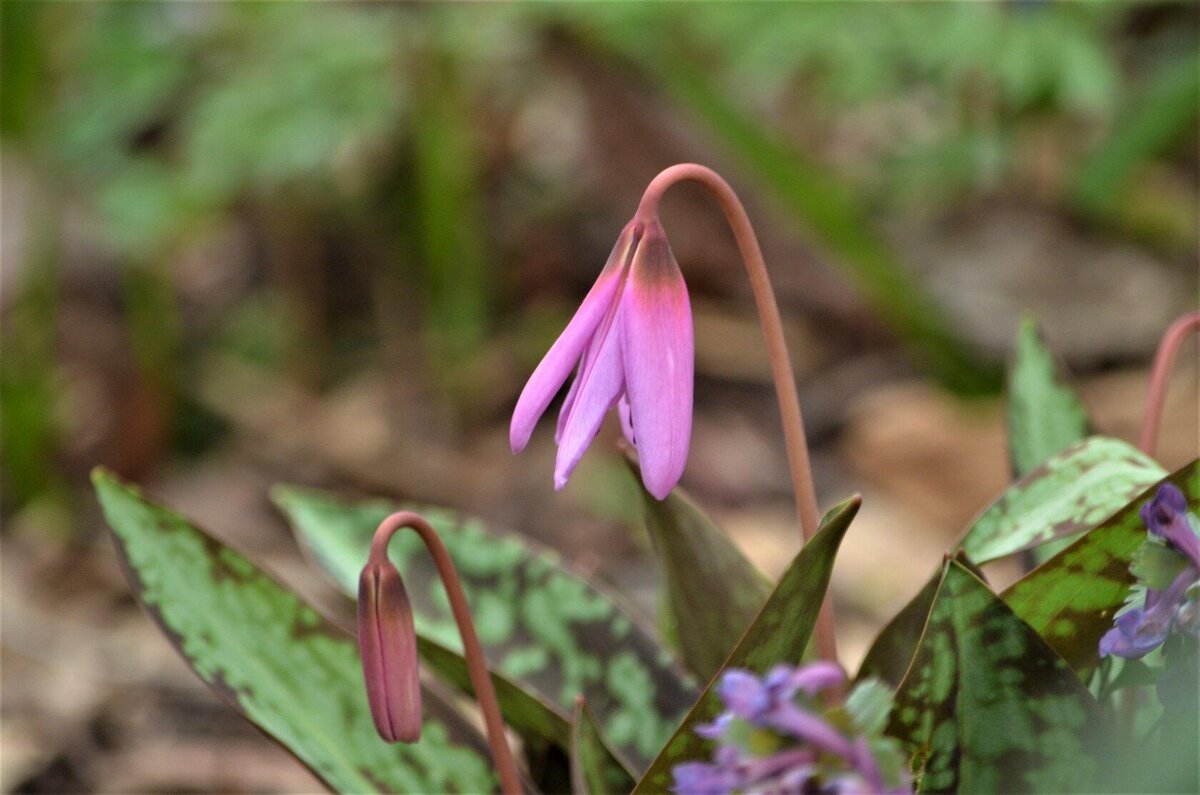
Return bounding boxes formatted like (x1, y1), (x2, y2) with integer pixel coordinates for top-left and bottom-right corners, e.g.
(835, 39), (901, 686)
(510, 217), (693, 499)
(358, 546), (421, 743)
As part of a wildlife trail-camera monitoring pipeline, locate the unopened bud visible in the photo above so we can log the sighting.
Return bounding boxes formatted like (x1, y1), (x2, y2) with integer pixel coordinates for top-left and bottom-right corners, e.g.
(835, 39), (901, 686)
(358, 552), (421, 743)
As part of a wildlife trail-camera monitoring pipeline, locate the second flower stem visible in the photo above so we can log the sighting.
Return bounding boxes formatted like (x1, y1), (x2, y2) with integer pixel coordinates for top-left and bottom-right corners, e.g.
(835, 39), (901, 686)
(1138, 311), (1200, 458)
(372, 513), (523, 795)
(637, 163), (839, 676)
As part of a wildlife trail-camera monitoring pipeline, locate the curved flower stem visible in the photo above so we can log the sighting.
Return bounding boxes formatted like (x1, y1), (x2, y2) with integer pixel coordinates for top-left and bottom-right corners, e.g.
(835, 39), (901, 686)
(1138, 311), (1200, 457)
(372, 513), (523, 795)
(635, 163), (839, 677)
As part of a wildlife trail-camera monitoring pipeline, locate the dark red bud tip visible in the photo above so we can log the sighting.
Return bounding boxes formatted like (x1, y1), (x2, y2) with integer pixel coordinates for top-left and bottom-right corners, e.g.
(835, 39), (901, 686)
(358, 559), (422, 743)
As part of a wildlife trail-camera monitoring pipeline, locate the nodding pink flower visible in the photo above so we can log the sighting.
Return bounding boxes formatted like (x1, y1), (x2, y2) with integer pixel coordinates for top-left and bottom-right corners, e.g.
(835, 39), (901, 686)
(358, 544), (422, 743)
(510, 217), (693, 500)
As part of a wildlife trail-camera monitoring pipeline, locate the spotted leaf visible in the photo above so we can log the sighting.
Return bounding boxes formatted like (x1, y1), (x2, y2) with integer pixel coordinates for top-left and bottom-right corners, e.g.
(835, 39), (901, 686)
(271, 485), (696, 769)
(571, 697), (637, 795)
(93, 469), (495, 794)
(887, 560), (1102, 793)
(958, 436), (1166, 564)
(1001, 460), (1200, 678)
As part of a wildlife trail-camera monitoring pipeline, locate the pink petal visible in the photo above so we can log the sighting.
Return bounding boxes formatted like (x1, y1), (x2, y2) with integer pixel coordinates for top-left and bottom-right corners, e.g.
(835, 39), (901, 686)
(620, 223), (692, 500)
(555, 359), (584, 445)
(554, 304), (626, 490)
(617, 393), (636, 446)
(510, 223), (638, 453)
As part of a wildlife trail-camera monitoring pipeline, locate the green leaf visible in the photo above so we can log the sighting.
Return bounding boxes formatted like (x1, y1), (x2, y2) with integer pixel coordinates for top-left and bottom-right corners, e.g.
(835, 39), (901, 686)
(845, 678), (894, 736)
(1001, 460), (1200, 678)
(856, 564), (943, 689)
(958, 436), (1166, 564)
(92, 468), (495, 794)
(413, 634), (575, 755)
(632, 496), (860, 794)
(271, 485), (696, 768)
(627, 458), (772, 681)
(570, 698), (637, 795)
(1006, 317), (1091, 478)
(1130, 540), (1191, 590)
(855, 553), (982, 688)
(887, 561), (1102, 794)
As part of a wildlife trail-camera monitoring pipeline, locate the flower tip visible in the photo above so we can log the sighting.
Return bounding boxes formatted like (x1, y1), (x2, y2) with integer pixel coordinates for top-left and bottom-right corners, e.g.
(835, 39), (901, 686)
(644, 477), (673, 501)
(358, 560), (422, 744)
(640, 457), (685, 501)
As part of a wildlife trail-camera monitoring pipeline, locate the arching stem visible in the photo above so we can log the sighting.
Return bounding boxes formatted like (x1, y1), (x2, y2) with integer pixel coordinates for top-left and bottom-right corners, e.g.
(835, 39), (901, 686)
(636, 163), (839, 679)
(1138, 312), (1200, 457)
(371, 513), (523, 795)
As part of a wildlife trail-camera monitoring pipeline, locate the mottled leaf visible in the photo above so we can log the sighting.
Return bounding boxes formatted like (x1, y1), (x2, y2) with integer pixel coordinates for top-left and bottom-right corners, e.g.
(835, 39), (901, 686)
(888, 561), (1102, 794)
(627, 457), (772, 681)
(93, 469), (495, 794)
(1130, 539), (1190, 590)
(959, 436), (1166, 564)
(856, 565), (943, 688)
(855, 553), (982, 688)
(632, 497), (860, 794)
(1001, 460), (1200, 678)
(415, 634), (570, 754)
(271, 485), (696, 768)
(571, 698), (637, 795)
(1007, 317), (1092, 478)
(844, 679), (893, 736)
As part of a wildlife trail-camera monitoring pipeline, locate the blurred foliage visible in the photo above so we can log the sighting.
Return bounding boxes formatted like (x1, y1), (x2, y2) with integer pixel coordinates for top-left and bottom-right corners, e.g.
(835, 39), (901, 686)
(3, 1), (1197, 510)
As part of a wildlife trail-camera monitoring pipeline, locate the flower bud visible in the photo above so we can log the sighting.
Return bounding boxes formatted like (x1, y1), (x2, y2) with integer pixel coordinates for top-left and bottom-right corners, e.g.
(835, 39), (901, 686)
(358, 553), (421, 743)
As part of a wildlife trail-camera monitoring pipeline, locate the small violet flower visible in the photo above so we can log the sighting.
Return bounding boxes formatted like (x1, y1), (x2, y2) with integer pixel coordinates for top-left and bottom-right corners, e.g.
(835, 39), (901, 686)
(1100, 484), (1200, 659)
(671, 663), (912, 795)
(510, 218), (693, 499)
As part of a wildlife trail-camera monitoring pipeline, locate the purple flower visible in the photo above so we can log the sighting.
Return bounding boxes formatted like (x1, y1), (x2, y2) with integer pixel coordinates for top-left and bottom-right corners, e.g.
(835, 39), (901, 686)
(1140, 484), (1200, 569)
(1101, 484), (1200, 659)
(510, 218), (693, 499)
(674, 665), (912, 795)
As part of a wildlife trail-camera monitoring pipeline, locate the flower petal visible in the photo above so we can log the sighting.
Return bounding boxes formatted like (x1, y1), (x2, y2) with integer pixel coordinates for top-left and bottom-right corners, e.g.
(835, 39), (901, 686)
(617, 393), (636, 446)
(717, 669), (767, 720)
(553, 308), (625, 490)
(555, 357), (585, 445)
(1141, 484), (1200, 569)
(620, 223), (693, 500)
(510, 223), (637, 453)
(789, 660), (846, 697)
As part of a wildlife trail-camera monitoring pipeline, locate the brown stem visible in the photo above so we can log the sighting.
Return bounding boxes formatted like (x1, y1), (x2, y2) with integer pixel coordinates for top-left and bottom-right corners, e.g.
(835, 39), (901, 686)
(635, 163), (839, 678)
(372, 513), (523, 795)
(1138, 312), (1200, 458)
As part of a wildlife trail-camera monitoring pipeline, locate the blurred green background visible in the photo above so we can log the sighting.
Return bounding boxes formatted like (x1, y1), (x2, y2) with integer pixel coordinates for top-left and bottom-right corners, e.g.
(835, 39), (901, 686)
(1, 2), (1197, 791)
